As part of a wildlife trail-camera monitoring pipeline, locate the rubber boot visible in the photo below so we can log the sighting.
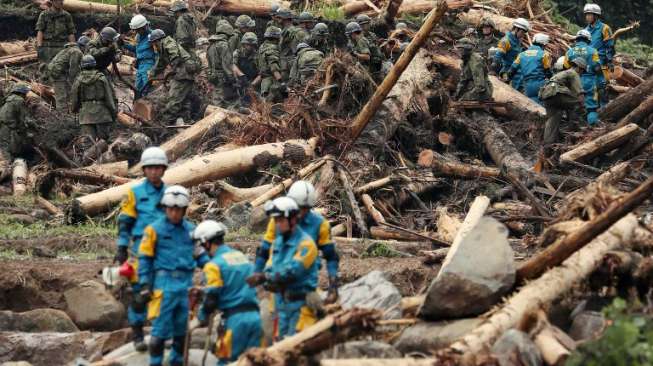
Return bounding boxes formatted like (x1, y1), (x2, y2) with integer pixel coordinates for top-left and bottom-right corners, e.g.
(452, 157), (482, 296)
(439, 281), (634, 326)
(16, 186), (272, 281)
(132, 325), (147, 352)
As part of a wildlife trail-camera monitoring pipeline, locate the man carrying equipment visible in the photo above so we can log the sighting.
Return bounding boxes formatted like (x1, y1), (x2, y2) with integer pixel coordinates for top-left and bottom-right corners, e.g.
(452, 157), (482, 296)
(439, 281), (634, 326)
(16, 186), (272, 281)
(255, 26), (284, 102)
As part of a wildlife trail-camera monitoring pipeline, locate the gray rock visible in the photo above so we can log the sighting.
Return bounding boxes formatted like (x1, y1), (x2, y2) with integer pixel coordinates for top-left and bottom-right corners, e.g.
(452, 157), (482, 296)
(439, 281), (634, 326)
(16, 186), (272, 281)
(320, 341), (401, 359)
(394, 318), (483, 353)
(491, 329), (542, 366)
(64, 280), (126, 331)
(32, 246), (57, 258)
(569, 311), (605, 341)
(0, 331), (93, 366)
(223, 202), (253, 231)
(0, 309), (78, 332)
(7, 214), (36, 225)
(338, 271), (402, 319)
(419, 217), (515, 319)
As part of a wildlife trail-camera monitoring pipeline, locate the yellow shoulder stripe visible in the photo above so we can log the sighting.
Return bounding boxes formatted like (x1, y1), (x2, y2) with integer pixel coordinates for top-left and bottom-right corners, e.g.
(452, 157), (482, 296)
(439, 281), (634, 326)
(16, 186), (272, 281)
(139, 226), (157, 257)
(203, 262), (224, 288)
(120, 189), (137, 218)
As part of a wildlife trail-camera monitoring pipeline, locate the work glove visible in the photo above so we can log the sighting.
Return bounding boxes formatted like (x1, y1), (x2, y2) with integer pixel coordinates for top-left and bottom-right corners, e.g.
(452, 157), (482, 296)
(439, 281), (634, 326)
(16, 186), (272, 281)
(116, 37), (124, 47)
(262, 272), (283, 293)
(246, 273), (266, 287)
(132, 289), (151, 313)
(114, 246), (128, 264)
(500, 72), (509, 82)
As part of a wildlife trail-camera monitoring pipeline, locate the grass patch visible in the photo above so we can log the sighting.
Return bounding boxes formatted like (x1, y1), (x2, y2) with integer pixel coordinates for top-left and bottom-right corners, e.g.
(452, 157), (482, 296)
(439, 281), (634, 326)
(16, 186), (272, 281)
(364, 242), (404, 258)
(309, 1), (345, 21)
(0, 213), (115, 240)
(616, 37), (653, 66)
(225, 226), (260, 242)
(87, 0), (134, 5)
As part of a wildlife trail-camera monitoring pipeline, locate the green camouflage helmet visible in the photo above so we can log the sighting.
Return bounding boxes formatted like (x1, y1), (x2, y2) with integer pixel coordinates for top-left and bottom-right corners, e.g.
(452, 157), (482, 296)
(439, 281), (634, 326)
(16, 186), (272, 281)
(277, 9), (293, 19)
(298, 11), (314, 23)
(247, 19), (256, 28)
(295, 42), (310, 54)
(456, 37), (475, 50)
(480, 17), (496, 29)
(80, 54), (97, 69)
(235, 14), (253, 28)
(170, 0), (188, 11)
(355, 14), (371, 25)
(216, 22), (234, 35)
(345, 21), (362, 35)
(264, 26), (282, 39)
(312, 22), (329, 36)
(241, 32), (258, 45)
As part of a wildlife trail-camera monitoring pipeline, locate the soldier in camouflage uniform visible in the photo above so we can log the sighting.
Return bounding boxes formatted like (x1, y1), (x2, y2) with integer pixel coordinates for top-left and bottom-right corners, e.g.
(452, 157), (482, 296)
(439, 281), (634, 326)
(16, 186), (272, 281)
(35, 0), (76, 64)
(48, 36), (89, 111)
(171, 0), (198, 59)
(233, 32), (259, 107)
(230, 15), (255, 53)
(345, 23), (374, 72)
(266, 4), (282, 30)
(308, 23), (331, 55)
(147, 29), (201, 125)
(475, 17), (500, 62)
(71, 55), (116, 141)
(207, 23), (237, 108)
(454, 38), (493, 102)
(0, 84), (32, 181)
(88, 27), (122, 75)
(255, 26), (284, 103)
(295, 11), (314, 44)
(351, 17), (384, 79)
(289, 43), (323, 86)
(278, 9), (301, 80)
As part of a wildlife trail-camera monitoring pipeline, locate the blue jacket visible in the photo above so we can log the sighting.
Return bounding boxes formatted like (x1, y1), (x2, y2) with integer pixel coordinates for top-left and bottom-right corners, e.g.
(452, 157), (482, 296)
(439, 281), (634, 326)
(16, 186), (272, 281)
(199, 245), (258, 320)
(123, 30), (157, 69)
(585, 20), (614, 65)
(565, 41), (602, 78)
(138, 217), (209, 289)
(117, 180), (166, 249)
(494, 31), (522, 73)
(264, 227), (319, 295)
(510, 44), (552, 81)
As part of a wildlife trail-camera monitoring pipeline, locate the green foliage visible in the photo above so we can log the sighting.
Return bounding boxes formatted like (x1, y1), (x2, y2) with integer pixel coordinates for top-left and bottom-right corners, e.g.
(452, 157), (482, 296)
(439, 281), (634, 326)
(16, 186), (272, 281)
(225, 226), (260, 241)
(364, 242), (403, 258)
(565, 298), (653, 366)
(542, 0), (581, 34)
(87, 0), (134, 5)
(616, 37), (653, 65)
(310, 2), (345, 21)
(0, 213), (115, 240)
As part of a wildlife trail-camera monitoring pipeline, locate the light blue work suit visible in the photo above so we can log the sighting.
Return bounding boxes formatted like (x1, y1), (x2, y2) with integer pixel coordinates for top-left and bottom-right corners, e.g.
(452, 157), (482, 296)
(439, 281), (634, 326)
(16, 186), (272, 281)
(264, 227), (319, 339)
(138, 217), (210, 366)
(198, 245), (262, 365)
(117, 180), (166, 326)
(566, 41), (602, 124)
(509, 44), (552, 104)
(123, 29), (157, 97)
(586, 20), (614, 105)
(494, 31), (524, 90)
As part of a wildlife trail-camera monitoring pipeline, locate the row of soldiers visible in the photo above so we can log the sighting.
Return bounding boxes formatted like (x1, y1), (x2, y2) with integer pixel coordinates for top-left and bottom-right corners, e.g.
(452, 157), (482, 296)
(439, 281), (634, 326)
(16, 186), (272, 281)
(114, 146), (339, 366)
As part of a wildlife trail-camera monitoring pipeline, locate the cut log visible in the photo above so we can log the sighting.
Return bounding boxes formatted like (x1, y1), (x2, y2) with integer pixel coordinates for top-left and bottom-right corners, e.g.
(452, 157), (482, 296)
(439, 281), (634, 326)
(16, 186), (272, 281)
(398, 0), (470, 14)
(534, 326), (572, 365)
(76, 138), (318, 215)
(418, 149), (500, 178)
(599, 77), (653, 122)
(133, 99), (154, 121)
(116, 112), (138, 128)
(479, 117), (533, 179)
(559, 123), (640, 163)
(449, 214), (638, 357)
(612, 66), (644, 87)
(616, 95), (653, 127)
(490, 76), (546, 119)
(214, 181), (275, 207)
(87, 161), (129, 177)
(0, 41), (32, 57)
(338, 167), (370, 238)
(61, 0), (118, 12)
(370, 226), (442, 242)
(12, 159), (28, 196)
(249, 158), (327, 207)
(0, 51), (38, 67)
(35, 196), (63, 216)
(349, 1), (449, 141)
(361, 194), (386, 224)
(129, 107), (243, 174)
(517, 175), (653, 281)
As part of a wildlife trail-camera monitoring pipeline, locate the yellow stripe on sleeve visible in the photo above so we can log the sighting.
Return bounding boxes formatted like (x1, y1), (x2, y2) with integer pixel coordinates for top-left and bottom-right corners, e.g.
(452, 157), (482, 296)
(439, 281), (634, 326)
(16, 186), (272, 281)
(139, 226), (157, 257)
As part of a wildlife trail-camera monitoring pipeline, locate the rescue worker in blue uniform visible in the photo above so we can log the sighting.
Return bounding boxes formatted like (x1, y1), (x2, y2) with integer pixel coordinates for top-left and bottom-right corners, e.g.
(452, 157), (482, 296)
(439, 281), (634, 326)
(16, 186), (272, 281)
(583, 3), (614, 106)
(119, 15), (157, 98)
(249, 197), (320, 339)
(565, 29), (602, 125)
(494, 17), (530, 90)
(249, 180), (340, 304)
(114, 146), (169, 352)
(137, 185), (211, 366)
(508, 33), (552, 105)
(190, 220), (263, 365)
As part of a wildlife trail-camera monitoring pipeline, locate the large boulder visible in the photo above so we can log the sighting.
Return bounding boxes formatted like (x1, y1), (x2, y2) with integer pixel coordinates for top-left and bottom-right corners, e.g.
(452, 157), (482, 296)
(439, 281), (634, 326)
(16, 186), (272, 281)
(320, 341), (402, 359)
(419, 217), (515, 319)
(337, 271), (402, 319)
(394, 318), (483, 353)
(64, 280), (126, 331)
(0, 309), (78, 332)
(569, 311), (605, 341)
(491, 329), (542, 366)
(0, 331), (93, 366)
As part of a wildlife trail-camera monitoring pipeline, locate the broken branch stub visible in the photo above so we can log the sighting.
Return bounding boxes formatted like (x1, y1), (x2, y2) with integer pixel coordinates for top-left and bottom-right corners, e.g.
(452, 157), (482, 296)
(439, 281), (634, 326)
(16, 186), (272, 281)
(338, 167), (370, 238)
(418, 149), (500, 179)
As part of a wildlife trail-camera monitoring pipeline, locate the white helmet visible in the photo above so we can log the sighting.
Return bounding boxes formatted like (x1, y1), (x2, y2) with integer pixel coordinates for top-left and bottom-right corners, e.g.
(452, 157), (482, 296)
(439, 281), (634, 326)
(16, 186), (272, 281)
(140, 147), (168, 167)
(554, 56), (566, 71)
(129, 14), (149, 30)
(265, 197), (299, 218)
(287, 180), (317, 208)
(512, 18), (530, 32)
(583, 3), (601, 16)
(532, 33), (550, 45)
(576, 29), (592, 42)
(192, 220), (228, 244)
(160, 185), (190, 207)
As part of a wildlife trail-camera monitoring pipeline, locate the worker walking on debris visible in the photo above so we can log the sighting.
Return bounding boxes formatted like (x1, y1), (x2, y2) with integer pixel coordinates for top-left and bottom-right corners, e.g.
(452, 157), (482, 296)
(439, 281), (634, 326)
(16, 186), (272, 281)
(308, 23), (332, 55)
(119, 15), (157, 99)
(138, 185), (211, 366)
(494, 18), (530, 90)
(88, 27), (122, 75)
(207, 23), (238, 108)
(191, 220), (263, 365)
(454, 37), (493, 102)
(507, 33), (553, 105)
(583, 3), (614, 107)
(35, 0), (76, 64)
(248, 196), (320, 339)
(255, 26), (285, 103)
(71, 55), (117, 142)
(171, 0), (198, 58)
(565, 29), (602, 125)
(233, 32), (260, 107)
(47, 36), (89, 111)
(539, 57), (585, 146)
(148, 29), (201, 125)
(115, 147), (169, 352)
(0, 83), (32, 181)
(289, 43), (324, 86)
(475, 18), (499, 63)
(230, 15), (255, 53)
(278, 9), (301, 80)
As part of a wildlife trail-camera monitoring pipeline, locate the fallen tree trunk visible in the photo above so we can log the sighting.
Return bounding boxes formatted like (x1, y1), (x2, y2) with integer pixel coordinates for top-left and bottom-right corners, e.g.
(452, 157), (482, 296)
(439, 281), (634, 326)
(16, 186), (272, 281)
(249, 158), (327, 207)
(12, 159), (28, 196)
(87, 161), (129, 177)
(612, 66), (644, 87)
(418, 149), (500, 178)
(143, 0), (289, 15)
(56, 168), (131, 185)
(370, 226), (441, 242)
(354, 175), (396, 194)
(517, 175), (653, 281)
(338, 167), (370, 238)
(397, 0), (470, 14)
(361, 193), (386, 224)
(75, 138), (318, 215)
(214, 181), (275, 207)
(0, 51), (38, 67)
(479, 117), (533, 179)
(0, 41), (32, 57)
(599, 77), (653, 122)
(321, 360), (434, 366)
(60, 0), (118, 12)
(616, 95), (653, 127)
(36, 196), (63, 216)
(559, 123), (640, 163)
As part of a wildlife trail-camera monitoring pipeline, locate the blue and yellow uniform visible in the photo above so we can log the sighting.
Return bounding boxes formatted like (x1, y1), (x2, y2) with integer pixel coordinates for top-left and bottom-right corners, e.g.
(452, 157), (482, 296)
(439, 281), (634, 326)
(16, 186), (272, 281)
(494, 31), (524, 89)
(117, 180), (167, 327)
(585, 20), (614, 105)
(264, 227), (319, 338)
(138, 217), (210, 366)
(565, 41), (602, 124)
(255, 210), (339, 279)
(509, 44), (552, 104)
(122, 29), (157, 97)
(199, 245), (263, 365)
